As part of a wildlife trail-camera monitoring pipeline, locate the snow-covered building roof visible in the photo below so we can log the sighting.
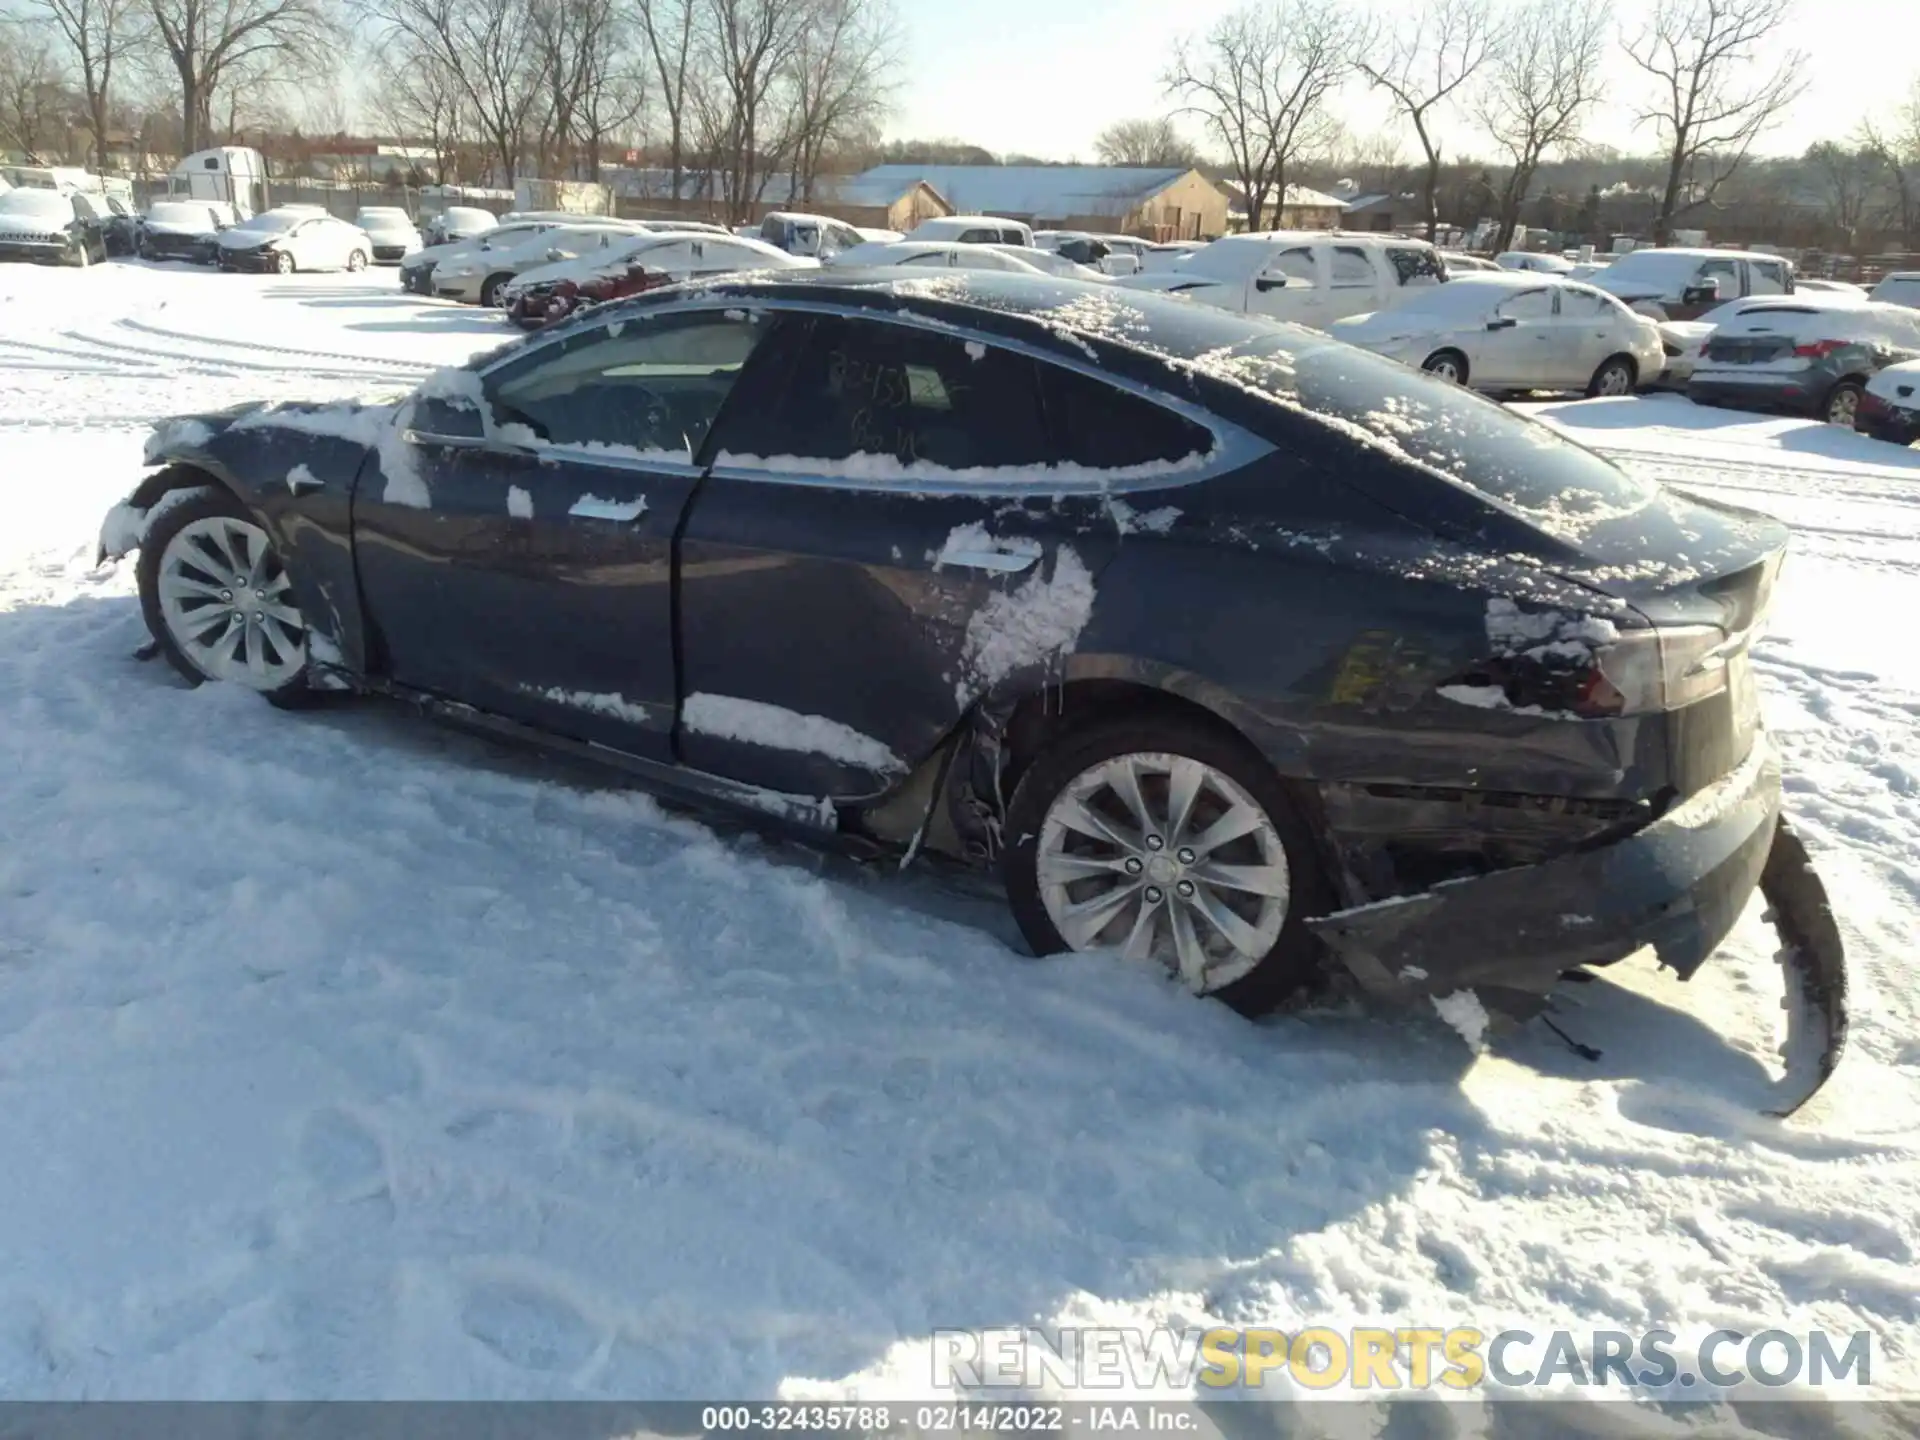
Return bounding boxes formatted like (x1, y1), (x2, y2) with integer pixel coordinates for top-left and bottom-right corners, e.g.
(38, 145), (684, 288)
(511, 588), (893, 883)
(849, 165), (1202, 221)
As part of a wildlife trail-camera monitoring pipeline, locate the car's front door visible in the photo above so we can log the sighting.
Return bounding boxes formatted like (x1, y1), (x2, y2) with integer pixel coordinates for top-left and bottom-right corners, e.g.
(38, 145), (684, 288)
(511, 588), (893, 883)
(1248, 244), (1320, 324)
(1473, 285), (1560, 387)
(674, 311), (1214, 800)
(351, 307), (770, 758)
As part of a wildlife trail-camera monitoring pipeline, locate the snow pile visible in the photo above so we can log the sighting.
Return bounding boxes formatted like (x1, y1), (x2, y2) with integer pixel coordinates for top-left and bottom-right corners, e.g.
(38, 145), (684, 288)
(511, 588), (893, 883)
(285, 464), (319, 495)
(684, 692), (905, 774)
(141, 417), (213, 466)
(715, 450), (1208, 490)
(955, 546), (1096, 703)
(1431, 991), (1492, 1052)
(506, 486), (534, 518)
(1107, 500), (1181, 535)
(1486, 597), (1622, 662)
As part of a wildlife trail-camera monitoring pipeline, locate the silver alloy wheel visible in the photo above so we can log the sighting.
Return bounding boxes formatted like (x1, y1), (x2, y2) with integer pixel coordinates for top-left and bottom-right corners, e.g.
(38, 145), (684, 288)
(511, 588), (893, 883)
(1595, 361), (1633, 396)
(1827, 386), (1860, 425)
(274, 249), (295, 274)
(1426, 355), (1463, 382)
(156, 515), (307, 690)
(1035, 751), (1290, 993)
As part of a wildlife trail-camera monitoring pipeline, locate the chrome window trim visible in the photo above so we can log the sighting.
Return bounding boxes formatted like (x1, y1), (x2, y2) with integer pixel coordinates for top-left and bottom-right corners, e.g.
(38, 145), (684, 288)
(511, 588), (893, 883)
(474, 294), (1273, 496)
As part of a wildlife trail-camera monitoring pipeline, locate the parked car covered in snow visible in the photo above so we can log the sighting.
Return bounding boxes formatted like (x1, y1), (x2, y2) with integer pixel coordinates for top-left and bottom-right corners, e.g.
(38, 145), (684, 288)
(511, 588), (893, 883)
(503, 231), (813, 327)
(0, 188), (111, 267)
(1656, 291), (1869, 387)
(1119, 232), (1448, 328)
(216, 210), (373, 273)
(1688, 300), (1920, 424)
(421, 205), (499, 247)
(137, 200), (239, 263)
(1328, 272), (1663, 396)
(94, 269), (1847, 1112)
(1494, 251), (1575, 274)
(824, 240), (1051, 274)
(354, 207), (423, 264)
(1587, 247), (1795, 321)
(432, 221), (646, 305)
(758, 211), (867, 258)
(398, 218), (571, 296)
(1856, 358), (1920, 445)
(1441, 252), (1501, 273)
(1796, 278), (1868, 298)
(1869, 271), (1920, 309)
(905, 215), (1035, 246)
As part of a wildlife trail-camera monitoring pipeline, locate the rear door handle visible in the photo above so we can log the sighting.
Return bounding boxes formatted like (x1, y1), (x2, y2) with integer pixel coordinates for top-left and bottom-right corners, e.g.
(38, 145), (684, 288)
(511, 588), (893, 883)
(941, 547), (1039, 573)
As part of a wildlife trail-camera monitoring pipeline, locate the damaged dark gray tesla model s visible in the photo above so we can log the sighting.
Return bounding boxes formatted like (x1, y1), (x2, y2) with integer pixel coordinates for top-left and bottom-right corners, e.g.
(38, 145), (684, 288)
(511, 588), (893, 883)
(96, 270), (1847, 1110)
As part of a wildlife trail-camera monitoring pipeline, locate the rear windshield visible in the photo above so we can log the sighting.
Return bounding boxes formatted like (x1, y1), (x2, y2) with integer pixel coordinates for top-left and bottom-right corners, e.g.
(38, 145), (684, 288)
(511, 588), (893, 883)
(1198, 335), (1660, 541)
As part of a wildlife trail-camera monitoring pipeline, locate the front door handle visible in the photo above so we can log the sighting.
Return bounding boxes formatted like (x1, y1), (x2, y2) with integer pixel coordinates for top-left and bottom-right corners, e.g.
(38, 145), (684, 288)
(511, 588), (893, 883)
(941, 547), (1040, 573)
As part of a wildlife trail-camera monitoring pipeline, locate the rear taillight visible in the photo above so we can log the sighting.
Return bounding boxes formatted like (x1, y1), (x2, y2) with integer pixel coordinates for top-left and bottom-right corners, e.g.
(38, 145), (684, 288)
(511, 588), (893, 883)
(1792, 339), (1846, 358)
(1444, 622), (1738, 719)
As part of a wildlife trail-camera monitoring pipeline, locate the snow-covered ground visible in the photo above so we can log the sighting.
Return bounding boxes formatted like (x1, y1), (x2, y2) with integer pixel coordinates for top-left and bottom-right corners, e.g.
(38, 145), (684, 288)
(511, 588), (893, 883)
(1, 262), (1917, 1404)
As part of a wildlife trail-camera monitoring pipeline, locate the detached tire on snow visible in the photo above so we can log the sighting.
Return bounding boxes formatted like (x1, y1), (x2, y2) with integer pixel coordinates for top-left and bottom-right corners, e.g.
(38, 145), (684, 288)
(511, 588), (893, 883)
(136, 484), (314, 707)
(1001, 714), (1333, 1016)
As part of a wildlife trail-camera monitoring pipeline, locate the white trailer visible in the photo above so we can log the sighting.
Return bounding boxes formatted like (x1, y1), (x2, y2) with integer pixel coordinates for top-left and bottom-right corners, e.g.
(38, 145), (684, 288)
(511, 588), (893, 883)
(165, 148), (269, 219)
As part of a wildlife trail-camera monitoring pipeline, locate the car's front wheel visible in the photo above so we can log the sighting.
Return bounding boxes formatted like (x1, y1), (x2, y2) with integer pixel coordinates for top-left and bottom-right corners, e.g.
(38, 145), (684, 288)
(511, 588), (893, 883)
(273, 249), (296, 274)
(1824, 379), (1865, 426)
(138, 486), (311, 705)
(479, 273), (512, 307)
(1002, 715), (1330, 1015)
(1587, 355), (1637, 397)
(346, 249), (367, 272)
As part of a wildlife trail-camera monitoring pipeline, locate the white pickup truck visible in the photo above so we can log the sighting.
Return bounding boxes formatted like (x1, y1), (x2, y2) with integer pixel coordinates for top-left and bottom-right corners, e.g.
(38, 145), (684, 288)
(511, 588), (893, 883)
(1117, 232), (1450, 328)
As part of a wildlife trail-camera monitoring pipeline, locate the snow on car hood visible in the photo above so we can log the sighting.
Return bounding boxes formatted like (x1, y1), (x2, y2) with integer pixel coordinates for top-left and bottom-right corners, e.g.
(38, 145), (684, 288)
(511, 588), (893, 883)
(1866, 357), (1920, 402)
(142, 219), (217, 238)
(216, 226), (282, 251)
(0, 214), (69, 240)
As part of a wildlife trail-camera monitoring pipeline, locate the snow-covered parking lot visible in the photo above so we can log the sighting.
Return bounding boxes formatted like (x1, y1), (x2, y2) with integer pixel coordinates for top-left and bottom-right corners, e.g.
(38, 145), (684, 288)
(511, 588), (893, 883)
(2, 261), (1918, 1403)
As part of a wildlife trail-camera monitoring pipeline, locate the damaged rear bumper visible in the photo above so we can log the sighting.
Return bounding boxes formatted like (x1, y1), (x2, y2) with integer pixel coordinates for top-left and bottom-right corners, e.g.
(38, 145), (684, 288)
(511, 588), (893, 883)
(1307, 737), (1780, 1020)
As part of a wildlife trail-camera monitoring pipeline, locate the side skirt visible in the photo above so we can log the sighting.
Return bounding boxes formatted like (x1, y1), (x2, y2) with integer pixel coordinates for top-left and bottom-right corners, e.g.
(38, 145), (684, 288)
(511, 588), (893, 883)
(361, 678), (891, 855)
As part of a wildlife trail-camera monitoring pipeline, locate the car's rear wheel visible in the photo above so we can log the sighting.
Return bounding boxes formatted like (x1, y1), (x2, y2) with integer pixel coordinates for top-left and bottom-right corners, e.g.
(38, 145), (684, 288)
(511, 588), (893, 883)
(273, 250), (295, 274)
(1422, 349), (1468, 384)
(1587, 355), (1637, 397)
(138, 486), (311, 706)
(1002, 715), (1331, 1015)
(1823, 379), (1865, 426)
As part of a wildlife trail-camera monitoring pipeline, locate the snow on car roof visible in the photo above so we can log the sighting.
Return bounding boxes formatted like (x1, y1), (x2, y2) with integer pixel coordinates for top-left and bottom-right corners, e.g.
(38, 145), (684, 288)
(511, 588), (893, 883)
(1715, 300), (1920, 346)
(1379, 272), (1557, 311)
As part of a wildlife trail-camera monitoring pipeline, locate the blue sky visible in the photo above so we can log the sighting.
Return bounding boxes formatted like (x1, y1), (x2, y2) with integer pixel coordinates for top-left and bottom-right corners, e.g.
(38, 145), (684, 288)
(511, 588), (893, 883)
(889, 0), (1916, 163)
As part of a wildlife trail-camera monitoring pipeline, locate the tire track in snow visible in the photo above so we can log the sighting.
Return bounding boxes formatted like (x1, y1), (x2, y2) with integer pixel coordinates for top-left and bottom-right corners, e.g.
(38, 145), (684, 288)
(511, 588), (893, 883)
(56, 327), (423, 385)
(116, 317), (441, 374)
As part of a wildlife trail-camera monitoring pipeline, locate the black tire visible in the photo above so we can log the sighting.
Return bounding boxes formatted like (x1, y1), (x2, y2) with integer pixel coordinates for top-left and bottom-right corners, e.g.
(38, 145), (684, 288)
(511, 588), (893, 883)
(274, 249), (296, 274)
(1001, 712), (1334, 1016)
(136, 483), (314, 708)
(347, 249), (367, 272)
(479, 273), (512, 307)
(1823, 379), (1865, 427)
(1422, 349), (1469, 385)
(1586, 354), (1637, 398)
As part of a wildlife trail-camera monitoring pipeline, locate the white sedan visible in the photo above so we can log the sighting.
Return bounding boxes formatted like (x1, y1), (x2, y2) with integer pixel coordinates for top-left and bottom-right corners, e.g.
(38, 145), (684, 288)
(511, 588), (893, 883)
(1328, 271), (1665, 397)
(824, 240), (1049, 274)
(353, 206), (423, 264)
(214, 211), (372, 273)
(431, 222), (642, 305)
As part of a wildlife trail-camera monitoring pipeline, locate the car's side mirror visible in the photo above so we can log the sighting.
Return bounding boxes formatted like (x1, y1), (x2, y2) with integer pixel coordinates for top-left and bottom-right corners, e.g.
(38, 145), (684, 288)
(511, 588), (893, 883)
(1255, 275), (1288, 292)
(546, 248), (565, 261)
(1487, 316), (1518, 330)
(1683, 278), (1722, 304)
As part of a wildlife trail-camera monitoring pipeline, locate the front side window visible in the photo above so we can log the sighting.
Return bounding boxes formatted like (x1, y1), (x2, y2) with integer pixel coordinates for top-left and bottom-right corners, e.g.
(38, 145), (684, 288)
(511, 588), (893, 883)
(716, 315), (1052, 472)
(1330, 246), (1376, 288)
(1495, 288), (1555, 322)
(1387, 247), (1444, 285)
(488, 310), (766, 455)
(1265, 247), (1317, 286)
(958, 229), (994, 244)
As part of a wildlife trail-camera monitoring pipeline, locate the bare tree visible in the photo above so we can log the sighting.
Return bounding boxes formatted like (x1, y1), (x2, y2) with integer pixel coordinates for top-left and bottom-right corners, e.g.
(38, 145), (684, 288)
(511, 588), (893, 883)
(1357, 0), (1496, 241)
(780, 0), (898, 203)
(1804, 140), (1877, 250)
(357, 0), (540, 182)
(1626, 0), (1809, 244)
(1860, 109), (1920, 252)
(142, 0), (337, 154)
(698, 0), (807, 221)
(635, 0), (701, 198)
(368, 32), (469, 181)
(27, 0), (137, 169)
(1164, 0), (1363, 231)
(1477, 0), (1607, 251)
(1093, 115), (1201, 168)
(0, 26), (72, 160)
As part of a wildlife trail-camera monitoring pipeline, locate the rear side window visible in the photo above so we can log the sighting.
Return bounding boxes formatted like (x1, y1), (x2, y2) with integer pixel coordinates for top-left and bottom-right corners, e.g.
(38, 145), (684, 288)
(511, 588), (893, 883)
(1387, 247), (1444, 285)
(1750, 259), (1789, 295)
(717, 315), (1053, 471)
(1037, 362), (1214, 470)
(1330, 247), (1375, 288)
(1495, 288), (1555, 321)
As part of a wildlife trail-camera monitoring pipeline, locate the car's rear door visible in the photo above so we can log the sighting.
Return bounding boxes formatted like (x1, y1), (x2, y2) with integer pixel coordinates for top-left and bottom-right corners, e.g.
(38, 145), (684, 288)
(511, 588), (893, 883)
(351, 307), (770, 759)
(674, 310), (1215, 800)
(1479, 285), (1562, 387)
